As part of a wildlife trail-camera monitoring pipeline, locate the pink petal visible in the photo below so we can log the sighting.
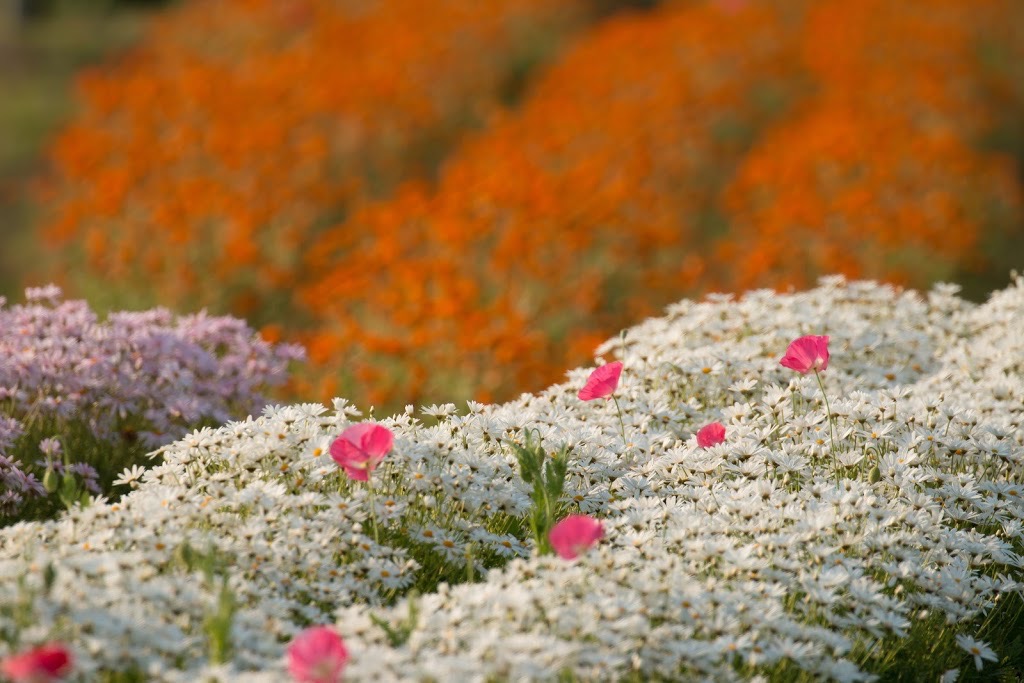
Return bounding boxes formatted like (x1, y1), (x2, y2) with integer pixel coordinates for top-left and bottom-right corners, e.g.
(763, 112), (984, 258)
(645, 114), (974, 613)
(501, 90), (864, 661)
(549, 515), (604, 559)
(780, 335), (830, 374)
(1, 644), (73, 681)
(696, 422), (726, 448)
(814, 335), (830, 372)
(329, 436), (364, 467)
(338, 423), (376, 451)
(780, 340), (814, 373)
(577, 361), (623, 401)
(288, 626), (349, 683)
(341, 462), (370, 482)
(330, 423), (393, 480)
(358, 424), (394, 459)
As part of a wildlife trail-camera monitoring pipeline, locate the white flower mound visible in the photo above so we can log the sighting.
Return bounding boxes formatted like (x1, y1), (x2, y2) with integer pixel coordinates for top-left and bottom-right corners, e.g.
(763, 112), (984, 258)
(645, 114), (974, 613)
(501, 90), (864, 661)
(2, 276), (1022, 682)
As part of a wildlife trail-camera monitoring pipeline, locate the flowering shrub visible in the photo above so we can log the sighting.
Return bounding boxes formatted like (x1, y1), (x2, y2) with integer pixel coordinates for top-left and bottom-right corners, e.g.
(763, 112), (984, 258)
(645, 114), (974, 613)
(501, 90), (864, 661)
(297, 0), (1024, 410)
(300, 0), (805, 407)
(29, 0), (1024, 415)
(0, 285), (302, 521)
(800, 0), (1023, 140)
(38, 0), (592, 321)
(715, 0), (1024, 292)
(716, 101), (1023, 293)
(2, 276), (1022, 680)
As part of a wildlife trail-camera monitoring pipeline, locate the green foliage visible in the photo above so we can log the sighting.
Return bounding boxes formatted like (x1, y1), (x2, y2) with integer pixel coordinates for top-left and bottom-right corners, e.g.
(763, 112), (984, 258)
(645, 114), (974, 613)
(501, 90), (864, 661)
(370, 592), (421, 647)
(2, 414), (226, 527)
(55, 467), (92, 511)
(4, 425), (135, 525)
(509, 430), (569, 556)
(204, 578), (237, 666)
(175, 540), (238, 665)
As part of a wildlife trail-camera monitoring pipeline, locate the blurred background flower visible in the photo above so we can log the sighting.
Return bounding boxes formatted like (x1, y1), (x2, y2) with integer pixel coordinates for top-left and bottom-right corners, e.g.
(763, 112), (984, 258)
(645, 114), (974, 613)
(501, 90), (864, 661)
(1, 0), (1022, 413)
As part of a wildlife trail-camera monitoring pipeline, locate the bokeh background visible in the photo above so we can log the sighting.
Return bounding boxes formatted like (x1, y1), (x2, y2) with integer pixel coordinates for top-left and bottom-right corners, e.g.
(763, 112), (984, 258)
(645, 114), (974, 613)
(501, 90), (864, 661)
(2, 0), (1023, 413)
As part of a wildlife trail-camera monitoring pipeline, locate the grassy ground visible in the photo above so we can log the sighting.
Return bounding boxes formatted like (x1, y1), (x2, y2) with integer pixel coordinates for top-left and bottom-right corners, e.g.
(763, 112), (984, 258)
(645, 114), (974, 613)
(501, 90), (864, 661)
(0, 2), (157, 297)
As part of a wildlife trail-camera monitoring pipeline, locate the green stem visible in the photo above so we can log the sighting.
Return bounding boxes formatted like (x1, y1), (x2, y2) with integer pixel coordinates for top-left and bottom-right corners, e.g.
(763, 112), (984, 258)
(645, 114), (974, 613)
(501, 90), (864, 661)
(466, 544), (476, 584)
(814, 369), (838, 480)
(611, 395), (627, 445)
(366, 476), (380, 544)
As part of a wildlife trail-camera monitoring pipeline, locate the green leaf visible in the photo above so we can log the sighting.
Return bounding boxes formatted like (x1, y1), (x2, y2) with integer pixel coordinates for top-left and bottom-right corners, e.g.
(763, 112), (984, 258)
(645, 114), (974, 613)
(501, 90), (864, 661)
(42, 468), (59, 494)
(42, 563), (56, 595)
(369, 595), (420, 648)
(204, 578), (237, 664)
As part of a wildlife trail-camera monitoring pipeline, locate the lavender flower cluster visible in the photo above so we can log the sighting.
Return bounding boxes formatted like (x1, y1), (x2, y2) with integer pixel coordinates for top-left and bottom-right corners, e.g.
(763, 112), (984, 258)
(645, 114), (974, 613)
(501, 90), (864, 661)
(0, 285), (304, 516)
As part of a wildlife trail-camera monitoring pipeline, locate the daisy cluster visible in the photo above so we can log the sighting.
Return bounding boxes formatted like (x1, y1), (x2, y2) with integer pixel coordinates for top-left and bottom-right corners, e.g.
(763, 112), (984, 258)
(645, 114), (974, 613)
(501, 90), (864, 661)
(1, 276), (1022, 681)
(0, 285), (303, 517)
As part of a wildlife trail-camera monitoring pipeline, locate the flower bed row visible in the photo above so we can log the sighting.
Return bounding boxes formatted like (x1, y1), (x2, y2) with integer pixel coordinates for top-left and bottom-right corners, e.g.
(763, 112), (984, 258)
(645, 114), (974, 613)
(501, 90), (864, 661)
(38, 0), (594, 321)
(0, 285), (302, 522)
(34, 0), (1024, 412)
(298, 0), (806, 408)
(2, 276), (1021, 681)
(716, 0), (1024, 292)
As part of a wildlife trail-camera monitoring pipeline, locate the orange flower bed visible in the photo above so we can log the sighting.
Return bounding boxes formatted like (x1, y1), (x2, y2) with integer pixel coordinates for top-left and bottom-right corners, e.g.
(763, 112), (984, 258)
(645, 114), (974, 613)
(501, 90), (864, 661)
(39, 0), (592, 322)
(801, 0), (1020, 138)
(31, 0), (1024, 412)
(714, 0), (1024, 293)
(716, 100), (1022, 292)
(299, 1), (807, 406)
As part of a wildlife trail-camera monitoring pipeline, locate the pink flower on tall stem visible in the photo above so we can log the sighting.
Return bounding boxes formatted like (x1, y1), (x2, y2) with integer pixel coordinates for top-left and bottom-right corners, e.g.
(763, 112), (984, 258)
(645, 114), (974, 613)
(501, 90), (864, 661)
(0, 643), (73, 682)
(330, 423), (394, 482)
(549, 515), (604, 559)
(696, 422), (726, 448)
(780, 335), (830, 374)
(577, 362), (623, 401)
(781, 334), (839, 476)
(578, 361), (629, 443)
(288, 626), (349, 683)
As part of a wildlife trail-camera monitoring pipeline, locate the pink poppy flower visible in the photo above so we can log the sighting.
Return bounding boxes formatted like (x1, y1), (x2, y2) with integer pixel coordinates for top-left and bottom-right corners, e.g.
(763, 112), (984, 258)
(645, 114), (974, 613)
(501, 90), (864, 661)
(288, 626), (349, 683)
(696, 422), (726, 448)
(578, 361), (623, 401)
(549, 515), (604, 559)
(780, 335), (830, 374)
(0, 643), (72, 682)
(330, 423), (393, 482)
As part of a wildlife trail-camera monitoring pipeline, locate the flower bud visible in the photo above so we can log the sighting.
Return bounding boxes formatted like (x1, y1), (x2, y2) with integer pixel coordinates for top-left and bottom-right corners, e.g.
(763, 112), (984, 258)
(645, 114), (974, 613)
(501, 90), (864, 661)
(42, 468), (59, 494)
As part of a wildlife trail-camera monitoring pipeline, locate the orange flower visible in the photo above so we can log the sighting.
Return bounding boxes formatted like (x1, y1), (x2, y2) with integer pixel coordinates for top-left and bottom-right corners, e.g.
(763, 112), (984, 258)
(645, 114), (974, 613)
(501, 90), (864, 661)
(38, 0), (593, 325)
(300, 1), (806, 408)
(716, 0), (1024, 294)
(31, 0), (1024, 414)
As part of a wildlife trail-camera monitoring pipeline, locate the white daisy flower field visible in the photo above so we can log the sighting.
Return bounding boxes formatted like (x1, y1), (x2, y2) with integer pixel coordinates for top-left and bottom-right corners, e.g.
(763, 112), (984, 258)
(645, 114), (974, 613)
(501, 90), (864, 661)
(3, 275), (1023, 682)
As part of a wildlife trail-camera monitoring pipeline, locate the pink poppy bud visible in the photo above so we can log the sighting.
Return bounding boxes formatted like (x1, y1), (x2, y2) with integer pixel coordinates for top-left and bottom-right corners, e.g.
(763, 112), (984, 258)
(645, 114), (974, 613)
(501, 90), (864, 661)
(577, 361), (623, 401)
(549, 515), (604, 559)
(696, 422), (726, 448)
(780, 335), (830, 375)
(288, 626), (349, 683)
(330, 423), (394, 482)
(0, 643), (72, 682)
